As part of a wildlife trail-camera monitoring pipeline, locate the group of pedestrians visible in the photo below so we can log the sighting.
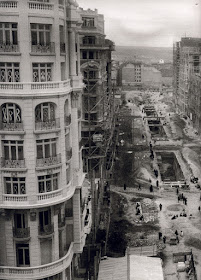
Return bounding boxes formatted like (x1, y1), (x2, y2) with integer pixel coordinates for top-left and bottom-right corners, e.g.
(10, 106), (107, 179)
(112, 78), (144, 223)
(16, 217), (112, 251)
(158, 231), (166, 244)
(177, 188), (187, 205)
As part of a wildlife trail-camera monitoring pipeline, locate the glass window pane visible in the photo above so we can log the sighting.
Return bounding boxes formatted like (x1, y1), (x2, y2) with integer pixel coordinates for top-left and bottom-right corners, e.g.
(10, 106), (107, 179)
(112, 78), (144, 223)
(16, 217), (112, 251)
(52, 143), (56, 156)
(39, 32), (44, 45)
(37, 145), (43, 159)
(6, 183), (11, 194)
(18, 248), (24, 265)
(18, 146), (23, 160)
(31, 31), (37, 45)
(12, 31), (17, 45)
(5, 30), (10, 44)
(45, 144), (50, 158)
(25, 248), (30, 265)
(11, 146), (16, 160)
(4, 146), (9, 160)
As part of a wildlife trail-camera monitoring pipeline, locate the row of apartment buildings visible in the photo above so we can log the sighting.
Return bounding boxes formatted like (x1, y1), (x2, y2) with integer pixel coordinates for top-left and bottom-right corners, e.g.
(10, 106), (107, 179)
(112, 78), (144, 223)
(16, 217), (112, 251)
(173, 37), (201, 134)
(117, 62), (162, 91)
(0, 1), (116, 280)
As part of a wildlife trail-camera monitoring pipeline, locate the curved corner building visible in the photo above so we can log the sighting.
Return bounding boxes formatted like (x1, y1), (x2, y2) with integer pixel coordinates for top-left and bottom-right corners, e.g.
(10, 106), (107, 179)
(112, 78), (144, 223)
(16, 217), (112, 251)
(0, 1), (92, 279)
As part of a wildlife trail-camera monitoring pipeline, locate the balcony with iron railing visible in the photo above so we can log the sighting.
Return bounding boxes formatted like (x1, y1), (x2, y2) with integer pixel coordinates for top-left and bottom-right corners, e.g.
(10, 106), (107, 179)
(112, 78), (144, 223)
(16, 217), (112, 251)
(36, 154), (61, 168)
(13, 227), (30, 239)
(38, 224), (54, 236)
(35, 118), (60, 131)
(65, 114), (71, 126)
(0, 121), (23, 131)
(0, 43), (19, 53)
(1, 158), (25, 169)
(0, 243), (74, 279)
(31, 42), (55, 54)
(66, 148), (72, 161)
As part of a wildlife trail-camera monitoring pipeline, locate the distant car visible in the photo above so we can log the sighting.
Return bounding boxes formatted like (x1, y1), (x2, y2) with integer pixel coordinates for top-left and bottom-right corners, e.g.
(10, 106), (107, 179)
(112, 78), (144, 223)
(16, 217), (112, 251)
(190, 175), (198, 183)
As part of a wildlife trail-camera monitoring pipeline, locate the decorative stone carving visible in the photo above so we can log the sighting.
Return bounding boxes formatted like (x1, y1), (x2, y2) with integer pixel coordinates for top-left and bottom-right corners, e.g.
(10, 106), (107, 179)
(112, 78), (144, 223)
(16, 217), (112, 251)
(30, 209), (37, 221)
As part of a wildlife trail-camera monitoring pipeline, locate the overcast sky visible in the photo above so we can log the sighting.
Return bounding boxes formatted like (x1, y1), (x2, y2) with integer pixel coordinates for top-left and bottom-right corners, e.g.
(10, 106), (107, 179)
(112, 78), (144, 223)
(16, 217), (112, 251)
(78, 0), (201, 47)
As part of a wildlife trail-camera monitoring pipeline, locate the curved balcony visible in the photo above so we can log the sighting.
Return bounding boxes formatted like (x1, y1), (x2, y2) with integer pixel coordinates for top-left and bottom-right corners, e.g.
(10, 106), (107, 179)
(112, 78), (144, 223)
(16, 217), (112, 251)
(0, 121), (24, 132)
(36, 154), (61, 169)
(35, 118), (60, 132)
(37, 189), (62, 202)
(13, 227), (30, 239)
(3, 194), (27, 204)
(0, 80), (71, 96)
(0, 243), (74, 279)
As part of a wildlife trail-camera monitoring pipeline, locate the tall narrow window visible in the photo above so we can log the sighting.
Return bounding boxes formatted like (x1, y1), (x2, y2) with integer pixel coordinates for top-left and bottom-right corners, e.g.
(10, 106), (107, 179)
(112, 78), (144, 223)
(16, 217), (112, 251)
(31, 24), (51, 46)
(36, 138), (57, 159)
(3, 140), (24, 160)
(0, 23), (18, 45)
(35, 102), (55, 122)
(16, 244), (30, 266)
(1, 103), (21, 123)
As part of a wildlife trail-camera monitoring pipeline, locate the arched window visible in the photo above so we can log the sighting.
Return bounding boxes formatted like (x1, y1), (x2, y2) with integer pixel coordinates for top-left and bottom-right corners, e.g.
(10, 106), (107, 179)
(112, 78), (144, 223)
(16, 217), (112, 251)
(35, 102), (55, 122)
(1, 103), (21, 123)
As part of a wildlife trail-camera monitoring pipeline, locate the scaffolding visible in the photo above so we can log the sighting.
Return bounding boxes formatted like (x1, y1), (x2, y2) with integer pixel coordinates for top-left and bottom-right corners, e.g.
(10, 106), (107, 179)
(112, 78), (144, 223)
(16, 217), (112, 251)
(81, 43), (116, 178)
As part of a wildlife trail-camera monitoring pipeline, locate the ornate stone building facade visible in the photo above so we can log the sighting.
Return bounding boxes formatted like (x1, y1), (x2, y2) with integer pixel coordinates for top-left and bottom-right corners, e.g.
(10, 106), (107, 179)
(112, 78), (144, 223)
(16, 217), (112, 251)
(0, 1), (92, 279)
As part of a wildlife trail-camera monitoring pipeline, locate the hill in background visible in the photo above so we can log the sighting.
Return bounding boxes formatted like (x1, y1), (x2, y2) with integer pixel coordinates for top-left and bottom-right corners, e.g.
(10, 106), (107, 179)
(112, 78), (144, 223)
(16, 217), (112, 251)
(113, 46), (173, 64)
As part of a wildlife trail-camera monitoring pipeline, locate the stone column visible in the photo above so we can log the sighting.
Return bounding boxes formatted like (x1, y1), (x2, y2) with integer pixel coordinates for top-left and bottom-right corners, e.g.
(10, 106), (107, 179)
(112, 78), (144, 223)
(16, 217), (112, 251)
(71, 91), (80, 172)
(29, 210), (40, 266)
(69, 29), (77, 77)
(53, 206), (59, 261)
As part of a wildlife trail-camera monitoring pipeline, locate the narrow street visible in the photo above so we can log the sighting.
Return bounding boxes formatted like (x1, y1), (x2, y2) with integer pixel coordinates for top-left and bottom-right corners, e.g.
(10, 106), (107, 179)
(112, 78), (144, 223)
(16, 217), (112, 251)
(109, 90), (201, 279)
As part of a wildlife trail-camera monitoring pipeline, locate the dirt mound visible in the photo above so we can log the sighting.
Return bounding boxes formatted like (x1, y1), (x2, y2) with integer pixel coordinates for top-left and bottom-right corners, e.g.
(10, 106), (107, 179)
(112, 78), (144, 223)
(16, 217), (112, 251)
(185, 237), (201, 250)
(167, 204), (183, 211)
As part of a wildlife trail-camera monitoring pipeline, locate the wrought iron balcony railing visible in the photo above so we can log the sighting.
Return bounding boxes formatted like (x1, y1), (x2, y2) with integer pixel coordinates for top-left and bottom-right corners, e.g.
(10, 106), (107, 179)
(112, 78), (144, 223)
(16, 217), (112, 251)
(13, 227), (30, 239)
(65, 114), (71, 126)
(38, 224), (54, 236)
(0, 121), (23, 131)
(35, 118), (60, 131)
(36, 154), (61, 168)
(0, 43), (19, 52)
(1, 158), (25, 168)
(31, 42), (55, 54)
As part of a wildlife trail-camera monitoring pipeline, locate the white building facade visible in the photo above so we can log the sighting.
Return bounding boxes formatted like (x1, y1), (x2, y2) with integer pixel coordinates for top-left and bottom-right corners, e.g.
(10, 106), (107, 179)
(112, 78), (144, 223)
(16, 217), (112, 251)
(0, 1), (92, 279)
